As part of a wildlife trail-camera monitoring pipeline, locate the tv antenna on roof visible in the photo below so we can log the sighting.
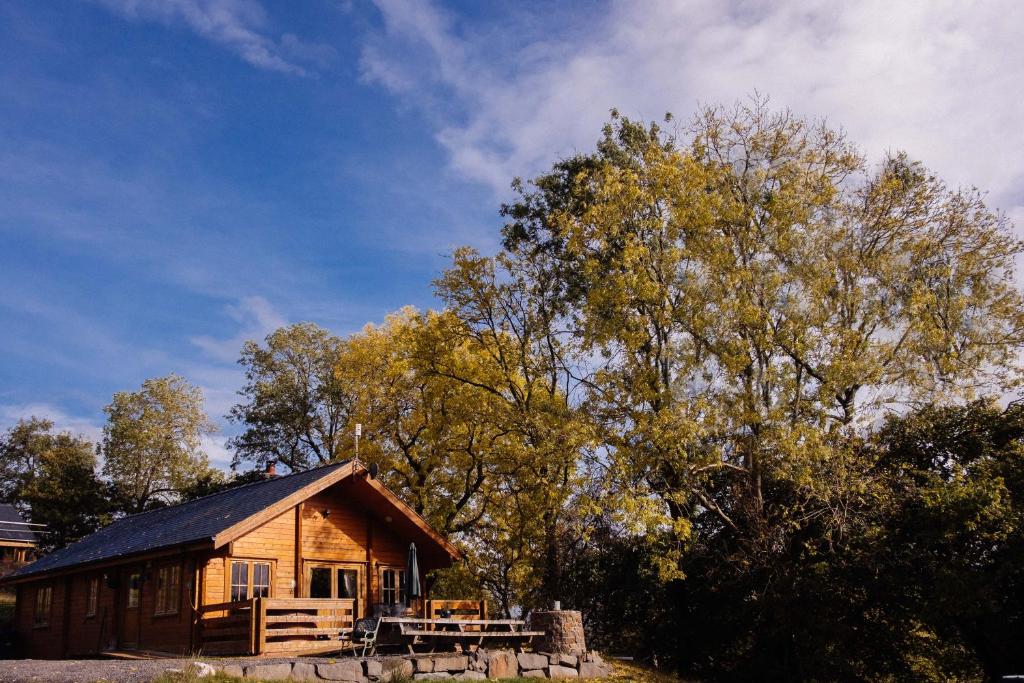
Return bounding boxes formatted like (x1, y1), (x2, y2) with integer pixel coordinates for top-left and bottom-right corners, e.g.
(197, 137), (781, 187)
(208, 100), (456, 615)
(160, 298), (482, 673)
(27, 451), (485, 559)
(354, 423), (362, 460)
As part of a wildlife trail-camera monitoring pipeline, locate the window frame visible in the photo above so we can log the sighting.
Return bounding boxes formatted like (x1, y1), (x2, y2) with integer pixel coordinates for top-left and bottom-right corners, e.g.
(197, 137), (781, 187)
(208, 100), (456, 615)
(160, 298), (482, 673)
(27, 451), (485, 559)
(227, 559), (274, 602)
(379, 566), (406, 606)
(33, 585), (52, 628)
(154, 564), (181, 616)
(126, 572), (141, 609)
(85, 577), (99, 617)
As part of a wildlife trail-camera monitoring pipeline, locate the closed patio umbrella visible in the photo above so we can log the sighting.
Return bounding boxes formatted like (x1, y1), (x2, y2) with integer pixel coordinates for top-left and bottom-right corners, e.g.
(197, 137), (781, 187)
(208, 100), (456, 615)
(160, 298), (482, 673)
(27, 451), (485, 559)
(405, 542), (421, 607)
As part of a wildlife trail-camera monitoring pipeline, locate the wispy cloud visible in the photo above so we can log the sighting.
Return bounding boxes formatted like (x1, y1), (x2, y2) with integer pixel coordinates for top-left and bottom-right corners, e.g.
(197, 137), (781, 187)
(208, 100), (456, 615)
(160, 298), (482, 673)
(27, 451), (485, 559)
(0, 402), (103, 443)
(93, 0), (334, 76)
(360, 0), (1024, 228)
(190, 296), (288, 363)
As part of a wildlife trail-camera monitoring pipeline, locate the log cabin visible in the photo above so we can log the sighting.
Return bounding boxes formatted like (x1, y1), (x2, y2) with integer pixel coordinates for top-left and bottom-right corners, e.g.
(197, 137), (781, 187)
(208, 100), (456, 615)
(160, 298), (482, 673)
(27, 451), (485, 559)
(0, 504), (38, 569)
(0, 460), (471, 659)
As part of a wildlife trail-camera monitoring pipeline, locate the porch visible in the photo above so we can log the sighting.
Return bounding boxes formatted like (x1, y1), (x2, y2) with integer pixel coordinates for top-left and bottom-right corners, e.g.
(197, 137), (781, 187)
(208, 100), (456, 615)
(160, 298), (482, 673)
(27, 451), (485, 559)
(197, 598), (489, 656)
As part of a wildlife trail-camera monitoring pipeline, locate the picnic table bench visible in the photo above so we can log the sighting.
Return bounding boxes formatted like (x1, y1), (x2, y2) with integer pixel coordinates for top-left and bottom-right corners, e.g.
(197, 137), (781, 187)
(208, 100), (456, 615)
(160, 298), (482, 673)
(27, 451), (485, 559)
(379, 617), (545, 653)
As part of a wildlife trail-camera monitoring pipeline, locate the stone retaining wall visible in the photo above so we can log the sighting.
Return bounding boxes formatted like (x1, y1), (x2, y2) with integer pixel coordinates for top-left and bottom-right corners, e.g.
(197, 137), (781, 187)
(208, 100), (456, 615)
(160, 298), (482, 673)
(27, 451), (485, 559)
(205, 649), (613, 681)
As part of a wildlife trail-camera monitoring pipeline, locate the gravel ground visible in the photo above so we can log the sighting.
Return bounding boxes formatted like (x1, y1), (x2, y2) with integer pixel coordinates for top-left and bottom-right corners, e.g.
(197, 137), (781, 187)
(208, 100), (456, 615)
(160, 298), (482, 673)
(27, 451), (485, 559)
(0, 657), (303, 683)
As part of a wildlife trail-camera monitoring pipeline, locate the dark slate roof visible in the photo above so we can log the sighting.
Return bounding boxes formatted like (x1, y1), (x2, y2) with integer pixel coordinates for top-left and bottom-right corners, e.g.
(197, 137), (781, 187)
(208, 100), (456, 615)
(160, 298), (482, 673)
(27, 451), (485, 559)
(6, 461), (350, 580)
(0, 504), (36, 544)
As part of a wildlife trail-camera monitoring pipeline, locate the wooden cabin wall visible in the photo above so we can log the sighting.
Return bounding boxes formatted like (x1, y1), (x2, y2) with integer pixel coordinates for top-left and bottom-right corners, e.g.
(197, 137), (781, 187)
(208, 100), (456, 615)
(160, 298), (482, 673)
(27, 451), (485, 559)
(301, 486), (434, 607)
(14, 558), (195, 658)
(230, 508), (298, 599)
(134, 557), (193, 654)
(14, 579), (66, 658)
(63, 571), (117, 656)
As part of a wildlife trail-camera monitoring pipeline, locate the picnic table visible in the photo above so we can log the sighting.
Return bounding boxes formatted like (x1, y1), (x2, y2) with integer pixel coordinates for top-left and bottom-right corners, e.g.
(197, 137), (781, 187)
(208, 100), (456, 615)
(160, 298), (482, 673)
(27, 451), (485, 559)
(379, 617), (545, 653)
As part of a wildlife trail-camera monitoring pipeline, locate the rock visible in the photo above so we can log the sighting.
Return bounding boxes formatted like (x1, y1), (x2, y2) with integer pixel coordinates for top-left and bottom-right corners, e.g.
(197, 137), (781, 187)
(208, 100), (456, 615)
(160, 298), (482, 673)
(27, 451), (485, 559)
(365, 660), (383, 678)
(245, 662), (294, 680)
(318, 660), (367, 682)
(414, 674), (452, 681)
(222, 664), (244, 678)
(433, 656), (468, 673)
(555, 655), (577, 668)
(517, 653), (548, 671)
(548, 664), (578, 679)
(381, 659), (414, 682)
(578, 662), (613, 679)
(414, 657), (435, 673)
(455, 672), (487, 680)
(291, 662), (319, 681)
(184, 662), (217, 678)
(486, 651), (517, 680)
(521, 670), (546, 678)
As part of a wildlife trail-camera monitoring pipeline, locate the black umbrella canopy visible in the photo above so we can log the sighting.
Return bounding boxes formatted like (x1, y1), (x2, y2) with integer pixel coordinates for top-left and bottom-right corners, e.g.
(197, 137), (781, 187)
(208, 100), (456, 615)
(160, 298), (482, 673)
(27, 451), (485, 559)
(406, 542), (422, 605)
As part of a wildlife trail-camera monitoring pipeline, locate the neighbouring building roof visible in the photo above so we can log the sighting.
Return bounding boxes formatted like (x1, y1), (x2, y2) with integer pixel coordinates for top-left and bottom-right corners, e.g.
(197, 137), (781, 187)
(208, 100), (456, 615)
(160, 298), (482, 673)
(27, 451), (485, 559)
(5, 461), (351, 581)
(0, 504), (36, 546)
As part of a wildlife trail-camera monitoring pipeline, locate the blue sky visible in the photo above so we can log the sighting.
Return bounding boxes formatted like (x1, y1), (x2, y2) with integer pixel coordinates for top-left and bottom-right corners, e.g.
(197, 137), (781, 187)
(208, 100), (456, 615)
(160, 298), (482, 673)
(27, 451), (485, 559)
(2, 0), (1022, 468)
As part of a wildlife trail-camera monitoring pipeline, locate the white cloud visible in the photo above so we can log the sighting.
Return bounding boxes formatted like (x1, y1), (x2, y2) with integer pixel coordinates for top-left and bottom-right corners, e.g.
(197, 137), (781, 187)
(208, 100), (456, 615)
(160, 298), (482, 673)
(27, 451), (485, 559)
(0, 403), (103, 444)
(201, 433), (233, 470)
(93, 0), (333, 76)
(190, 295), (287, 363)
(361, 0), (1024, 224)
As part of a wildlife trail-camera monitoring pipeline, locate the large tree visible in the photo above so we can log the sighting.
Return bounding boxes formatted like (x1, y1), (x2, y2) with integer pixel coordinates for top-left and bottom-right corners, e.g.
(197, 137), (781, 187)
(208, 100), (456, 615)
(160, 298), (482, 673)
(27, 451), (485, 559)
(501, 100), (1024, 566)
(0, 418), (108, 550)
(229, 323), (354, 472)
(102, 374), (216, 514)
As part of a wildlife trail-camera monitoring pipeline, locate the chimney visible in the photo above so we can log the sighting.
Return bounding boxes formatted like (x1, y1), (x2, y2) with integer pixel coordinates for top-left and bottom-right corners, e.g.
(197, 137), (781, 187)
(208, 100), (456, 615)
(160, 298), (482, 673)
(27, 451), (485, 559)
(265, 461), (277, 478)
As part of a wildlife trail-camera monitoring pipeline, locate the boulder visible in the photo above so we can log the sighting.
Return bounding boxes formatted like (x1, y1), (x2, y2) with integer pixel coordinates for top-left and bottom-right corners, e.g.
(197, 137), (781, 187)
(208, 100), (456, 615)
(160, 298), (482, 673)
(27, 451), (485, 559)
(521, 671), (546, 678)
(415, 658), (435, 673)
(486, 651), (517, 680)
(548, 664), (579, 679)
(245, 662), (294, 680)
(222, 664), (244, 678)
(555, 655), (578, 668)
(517, 653), (548, 671)
(382, 659), (415, 682)
(455, 672), (487, 680)
(291, 662), (319, 681)
(433, 656), (468, 673)
(184, 662), (217, 678)
(414, 674), (452, 681)
(318, 660), (367, 682)
(365, 660), (383, 679)
(578, 662), (613, 679)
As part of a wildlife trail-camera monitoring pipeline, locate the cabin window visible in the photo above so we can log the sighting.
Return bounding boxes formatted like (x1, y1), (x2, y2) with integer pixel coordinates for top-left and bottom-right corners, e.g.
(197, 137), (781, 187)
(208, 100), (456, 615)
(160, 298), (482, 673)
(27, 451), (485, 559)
(230, 560), (272, 601)
(253, 562), (271, 598)
(155, 564), (181, 615)
(33, 585), (51, 627)
(338, 569), (358, 599)
(127, 573), (141, 609)
(309, 567), (332, 599)
(86, 577), (99, 617)
(380, 568), (405, 605)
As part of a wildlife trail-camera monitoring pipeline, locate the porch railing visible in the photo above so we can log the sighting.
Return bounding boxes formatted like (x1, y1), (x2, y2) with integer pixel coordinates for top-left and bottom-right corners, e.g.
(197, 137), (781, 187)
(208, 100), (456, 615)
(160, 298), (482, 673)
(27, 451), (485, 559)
(198, 598), (356, 656)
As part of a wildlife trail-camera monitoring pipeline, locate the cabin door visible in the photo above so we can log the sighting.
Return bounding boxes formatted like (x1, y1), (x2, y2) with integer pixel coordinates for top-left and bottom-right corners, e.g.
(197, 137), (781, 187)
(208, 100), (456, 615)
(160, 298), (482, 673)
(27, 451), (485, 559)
(305, 562), (364, 618)
(119, 568), (142, 649)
